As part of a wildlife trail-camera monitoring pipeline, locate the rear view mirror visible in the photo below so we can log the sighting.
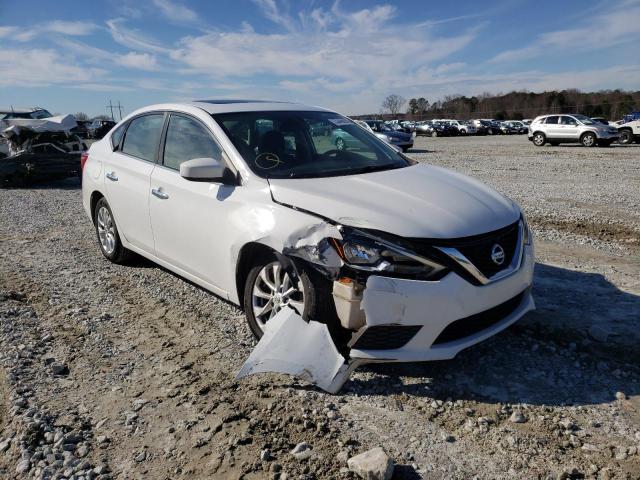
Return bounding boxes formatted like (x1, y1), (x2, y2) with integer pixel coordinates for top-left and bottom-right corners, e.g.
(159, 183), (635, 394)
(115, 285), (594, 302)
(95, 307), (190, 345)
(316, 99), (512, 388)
(180, 157), (227, 182)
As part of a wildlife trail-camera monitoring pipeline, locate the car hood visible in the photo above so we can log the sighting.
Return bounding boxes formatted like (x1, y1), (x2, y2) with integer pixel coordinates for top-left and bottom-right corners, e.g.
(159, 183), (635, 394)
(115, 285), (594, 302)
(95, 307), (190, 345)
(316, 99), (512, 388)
(268, 164), (520, 238)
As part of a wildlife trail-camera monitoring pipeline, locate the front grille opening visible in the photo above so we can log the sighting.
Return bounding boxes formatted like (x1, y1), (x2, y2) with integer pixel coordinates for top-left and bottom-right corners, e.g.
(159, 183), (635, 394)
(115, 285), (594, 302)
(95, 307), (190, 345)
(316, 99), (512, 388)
(351, 325), (422, 350)
(432, 291), (525, 345)
(456, 223), (519, 278)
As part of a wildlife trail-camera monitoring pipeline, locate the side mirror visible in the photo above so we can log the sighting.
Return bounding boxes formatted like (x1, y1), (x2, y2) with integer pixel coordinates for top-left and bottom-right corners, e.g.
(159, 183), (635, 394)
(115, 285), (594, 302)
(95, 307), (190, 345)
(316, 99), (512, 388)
(180, 157), (227, 182)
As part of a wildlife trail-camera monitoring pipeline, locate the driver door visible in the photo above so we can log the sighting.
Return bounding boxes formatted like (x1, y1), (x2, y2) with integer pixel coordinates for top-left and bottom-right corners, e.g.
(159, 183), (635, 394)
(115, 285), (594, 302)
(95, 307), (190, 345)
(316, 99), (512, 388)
(149, 113), (236, 295)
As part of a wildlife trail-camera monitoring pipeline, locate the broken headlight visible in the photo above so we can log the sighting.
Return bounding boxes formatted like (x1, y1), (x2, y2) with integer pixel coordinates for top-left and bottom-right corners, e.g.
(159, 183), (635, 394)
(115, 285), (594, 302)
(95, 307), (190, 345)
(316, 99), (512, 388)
(332, 228), (447, 278)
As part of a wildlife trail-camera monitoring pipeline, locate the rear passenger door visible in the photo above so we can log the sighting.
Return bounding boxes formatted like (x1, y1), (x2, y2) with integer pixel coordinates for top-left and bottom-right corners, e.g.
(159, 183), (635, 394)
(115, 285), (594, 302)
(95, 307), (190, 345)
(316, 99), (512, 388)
(543, 116), (561, 138)
(104, 113), (164, 253)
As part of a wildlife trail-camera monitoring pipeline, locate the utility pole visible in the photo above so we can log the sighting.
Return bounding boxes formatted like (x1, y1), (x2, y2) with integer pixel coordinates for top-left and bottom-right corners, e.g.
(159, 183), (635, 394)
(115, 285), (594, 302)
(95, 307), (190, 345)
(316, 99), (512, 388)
(106, 100), (115, 121)
(116, 101), (124, 121)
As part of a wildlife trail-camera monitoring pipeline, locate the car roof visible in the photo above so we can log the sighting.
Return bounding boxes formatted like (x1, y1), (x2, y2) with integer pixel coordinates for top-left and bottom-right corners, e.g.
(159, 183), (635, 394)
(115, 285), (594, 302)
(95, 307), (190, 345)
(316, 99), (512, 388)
(191, 99), (329, 114)
(0, 107), (46, 114)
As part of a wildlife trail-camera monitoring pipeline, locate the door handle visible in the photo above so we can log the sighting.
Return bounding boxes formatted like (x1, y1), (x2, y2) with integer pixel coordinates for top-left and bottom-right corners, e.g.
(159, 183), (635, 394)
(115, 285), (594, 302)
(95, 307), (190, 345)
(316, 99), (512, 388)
(151, 188), (169, 200)
(106, 171), (118, 182)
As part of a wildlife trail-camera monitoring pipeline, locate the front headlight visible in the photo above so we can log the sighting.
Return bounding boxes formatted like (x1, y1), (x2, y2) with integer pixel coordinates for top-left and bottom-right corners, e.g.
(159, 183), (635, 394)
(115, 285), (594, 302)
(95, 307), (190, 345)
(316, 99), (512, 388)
(332, 228), (447, 278)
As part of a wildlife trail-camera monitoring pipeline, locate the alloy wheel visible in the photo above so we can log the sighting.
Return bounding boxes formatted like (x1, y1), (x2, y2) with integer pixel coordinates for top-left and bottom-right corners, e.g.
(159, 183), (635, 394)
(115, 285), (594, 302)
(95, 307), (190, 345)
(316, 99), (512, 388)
(251, 261), (305, 330)
(96, 206), (116, 255)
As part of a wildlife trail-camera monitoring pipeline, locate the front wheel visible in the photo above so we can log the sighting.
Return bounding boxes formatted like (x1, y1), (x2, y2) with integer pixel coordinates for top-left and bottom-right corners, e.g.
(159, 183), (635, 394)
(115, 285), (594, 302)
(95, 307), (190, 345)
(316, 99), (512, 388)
(581, 132), (596, 147)
(618, 129), (633, 145)
(532, 132), (546, 146)
(244, 258), (321, 340)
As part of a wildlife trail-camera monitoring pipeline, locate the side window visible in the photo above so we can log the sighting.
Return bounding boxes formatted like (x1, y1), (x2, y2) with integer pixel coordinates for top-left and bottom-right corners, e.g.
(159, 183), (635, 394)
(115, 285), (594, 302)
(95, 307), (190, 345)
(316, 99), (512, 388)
(544, 116), (559, 124)
(121, 114), (164, 162)
(110, 123), (126, 150)
(163, 114), (222, 171)
(560, 116), (577, 125)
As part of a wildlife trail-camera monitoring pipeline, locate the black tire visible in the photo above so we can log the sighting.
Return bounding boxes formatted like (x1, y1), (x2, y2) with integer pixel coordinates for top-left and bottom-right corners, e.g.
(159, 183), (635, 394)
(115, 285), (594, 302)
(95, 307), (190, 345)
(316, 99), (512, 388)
(618, 129), (633, 145)
(243, 254), (327, 340)
(335, 137), (345, 151)
(93, 197), (131, 264)
(532, 132), (546, 146)
(581, 132), (596, 147)
(401, 146), (409, 152)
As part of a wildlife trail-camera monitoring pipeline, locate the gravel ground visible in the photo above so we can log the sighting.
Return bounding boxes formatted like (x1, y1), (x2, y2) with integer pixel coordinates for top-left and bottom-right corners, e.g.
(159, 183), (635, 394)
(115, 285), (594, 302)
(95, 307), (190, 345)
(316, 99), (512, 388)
(0, 135), (639, 479)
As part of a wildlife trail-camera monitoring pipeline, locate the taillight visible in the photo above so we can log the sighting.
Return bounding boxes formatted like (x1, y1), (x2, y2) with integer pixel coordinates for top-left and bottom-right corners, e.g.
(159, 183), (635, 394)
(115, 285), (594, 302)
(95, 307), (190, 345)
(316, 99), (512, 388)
(80, 151), (89, 170)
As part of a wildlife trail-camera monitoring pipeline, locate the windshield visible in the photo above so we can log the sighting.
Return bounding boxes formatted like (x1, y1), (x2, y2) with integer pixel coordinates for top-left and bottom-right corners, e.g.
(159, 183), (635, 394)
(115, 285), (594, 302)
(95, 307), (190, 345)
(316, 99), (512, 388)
(214, 111), (410, 179)
(573, 114), (597, 125)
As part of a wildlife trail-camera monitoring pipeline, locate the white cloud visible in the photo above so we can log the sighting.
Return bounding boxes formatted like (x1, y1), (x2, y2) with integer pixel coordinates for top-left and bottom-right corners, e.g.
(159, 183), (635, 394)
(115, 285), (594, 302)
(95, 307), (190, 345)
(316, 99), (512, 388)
(0, 26), (18, 38)
(106, 18), (171, 54)
(115, 52), (159, 70)
(491, 3), (640, 63)
(152, 0), (198, 22)
(1, 21), (99, 42)
(0, 49), (104, 88)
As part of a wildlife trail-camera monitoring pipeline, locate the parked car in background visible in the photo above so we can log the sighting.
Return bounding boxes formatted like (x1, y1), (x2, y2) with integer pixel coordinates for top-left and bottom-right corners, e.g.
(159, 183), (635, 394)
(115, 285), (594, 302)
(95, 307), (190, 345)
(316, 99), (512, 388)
(364, 120), (413, 151)
(616, 111), (640, 145)
(473, 119), (502, 135)
(444, 120), (476, 135)
(88, 120), (116, 139)
(414, 121), (434, 136)
(71, 120), (91, 139)
(591, 117), (609, 126)
(499, 122), (519, 135)
(81, 100), (534, 390)
(528, 114), (620, 147)
(431, 121), (457, 137)
(505, 121), (527, 134)
(0, 107), (53, 121)
(521, 119), (532, 126)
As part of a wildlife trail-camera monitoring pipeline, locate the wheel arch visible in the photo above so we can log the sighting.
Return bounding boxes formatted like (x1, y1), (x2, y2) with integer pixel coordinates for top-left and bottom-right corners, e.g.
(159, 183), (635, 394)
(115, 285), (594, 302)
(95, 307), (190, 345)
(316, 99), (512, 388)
(235, 242), (279, 311)
(90, 190), (105, 223)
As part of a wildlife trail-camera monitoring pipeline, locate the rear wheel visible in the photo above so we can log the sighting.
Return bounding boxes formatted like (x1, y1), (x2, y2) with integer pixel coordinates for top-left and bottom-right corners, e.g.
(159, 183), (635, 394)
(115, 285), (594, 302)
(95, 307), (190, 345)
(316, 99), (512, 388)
(619, 129), (633, 145)
(532, 132), (546, 146)
(93, 198), (131, 264)
(581, 132), (596, 147)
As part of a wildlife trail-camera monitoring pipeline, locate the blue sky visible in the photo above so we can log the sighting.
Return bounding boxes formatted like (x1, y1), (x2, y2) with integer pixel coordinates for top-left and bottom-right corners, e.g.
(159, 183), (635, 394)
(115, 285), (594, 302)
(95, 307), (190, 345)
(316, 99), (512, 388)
(1, 0), (639, 118)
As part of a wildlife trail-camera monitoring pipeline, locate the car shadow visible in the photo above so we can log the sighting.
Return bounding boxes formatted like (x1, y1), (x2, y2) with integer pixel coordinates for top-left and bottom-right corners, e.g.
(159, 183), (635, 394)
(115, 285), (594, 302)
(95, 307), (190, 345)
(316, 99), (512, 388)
(343, 262), (640, 407)
(406, 149), (435, 154)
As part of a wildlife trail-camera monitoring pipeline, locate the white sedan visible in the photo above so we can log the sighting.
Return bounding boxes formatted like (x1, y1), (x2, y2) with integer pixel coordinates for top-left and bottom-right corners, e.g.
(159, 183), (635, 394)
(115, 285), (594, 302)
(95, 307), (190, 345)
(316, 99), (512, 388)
(82, 100), (534, 388)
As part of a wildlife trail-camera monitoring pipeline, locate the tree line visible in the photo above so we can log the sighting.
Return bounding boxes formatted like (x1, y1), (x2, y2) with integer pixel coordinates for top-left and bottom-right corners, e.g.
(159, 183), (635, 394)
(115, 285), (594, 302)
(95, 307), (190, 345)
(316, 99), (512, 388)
(372, 90), (639, 121)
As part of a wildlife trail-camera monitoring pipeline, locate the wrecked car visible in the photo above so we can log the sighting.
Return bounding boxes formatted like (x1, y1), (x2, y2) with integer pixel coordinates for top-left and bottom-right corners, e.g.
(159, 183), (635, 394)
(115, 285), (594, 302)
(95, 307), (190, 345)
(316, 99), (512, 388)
(1, 113), (86, 185)
(81, 100), (535, 392)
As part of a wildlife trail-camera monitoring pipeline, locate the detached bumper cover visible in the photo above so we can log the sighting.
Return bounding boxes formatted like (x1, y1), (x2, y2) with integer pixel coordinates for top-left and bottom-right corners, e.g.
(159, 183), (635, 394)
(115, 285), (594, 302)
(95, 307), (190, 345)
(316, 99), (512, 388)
(353, 244), (535, 362)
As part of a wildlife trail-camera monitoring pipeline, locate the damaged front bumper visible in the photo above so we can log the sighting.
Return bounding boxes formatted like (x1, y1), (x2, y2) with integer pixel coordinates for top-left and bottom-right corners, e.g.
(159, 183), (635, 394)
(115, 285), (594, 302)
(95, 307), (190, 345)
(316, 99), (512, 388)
(351, 242), (535, 362)
(237, 242), (535, 393)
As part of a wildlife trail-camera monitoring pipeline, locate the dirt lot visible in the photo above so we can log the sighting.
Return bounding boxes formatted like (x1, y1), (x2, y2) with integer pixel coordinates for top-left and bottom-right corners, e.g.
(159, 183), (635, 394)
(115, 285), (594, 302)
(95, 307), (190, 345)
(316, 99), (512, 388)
(0, 135), (639, 479)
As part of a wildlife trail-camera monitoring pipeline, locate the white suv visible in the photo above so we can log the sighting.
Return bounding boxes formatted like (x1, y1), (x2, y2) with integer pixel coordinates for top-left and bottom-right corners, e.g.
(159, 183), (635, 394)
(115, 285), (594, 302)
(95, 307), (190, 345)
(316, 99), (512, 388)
(528, 114), (620, 147)
(82, 100), (534, 387)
